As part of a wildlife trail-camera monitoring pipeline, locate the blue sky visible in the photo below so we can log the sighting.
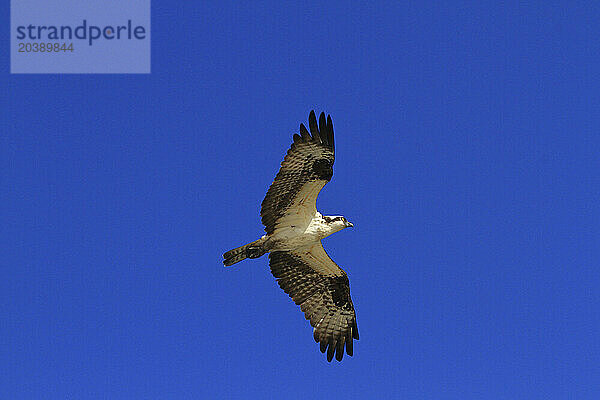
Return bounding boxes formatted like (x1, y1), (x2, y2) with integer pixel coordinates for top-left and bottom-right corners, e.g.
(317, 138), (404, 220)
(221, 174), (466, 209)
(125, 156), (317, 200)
(2, 1), (599, 399)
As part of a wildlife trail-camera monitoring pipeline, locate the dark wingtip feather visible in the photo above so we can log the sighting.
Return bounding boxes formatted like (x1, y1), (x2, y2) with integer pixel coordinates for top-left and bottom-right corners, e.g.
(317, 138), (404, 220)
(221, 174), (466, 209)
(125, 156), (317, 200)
(326, 115), (334, 150)
(320, 341), (327, 353)
(318, 112), (327, 144)
(346, 335), (353, 356)
(327, 340), (336, 362)
(299, 123), (311, 141)
(335, 339), (345, 361)
(308, 110), (319, 139)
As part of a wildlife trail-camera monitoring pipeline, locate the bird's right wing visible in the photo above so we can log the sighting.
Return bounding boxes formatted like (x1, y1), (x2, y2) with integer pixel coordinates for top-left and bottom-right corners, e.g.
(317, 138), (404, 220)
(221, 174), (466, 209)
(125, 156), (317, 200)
(269, 242), (359, 362)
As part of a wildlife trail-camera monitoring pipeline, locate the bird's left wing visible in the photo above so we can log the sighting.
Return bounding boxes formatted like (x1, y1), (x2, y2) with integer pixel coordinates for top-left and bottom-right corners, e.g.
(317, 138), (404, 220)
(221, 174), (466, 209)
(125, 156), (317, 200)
(269, 243), (359, 362)
(260, 111), (335, 234)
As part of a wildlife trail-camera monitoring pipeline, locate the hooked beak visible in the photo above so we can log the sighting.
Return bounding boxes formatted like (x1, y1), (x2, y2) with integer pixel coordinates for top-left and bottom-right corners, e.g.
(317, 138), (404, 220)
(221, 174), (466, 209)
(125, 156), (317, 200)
(346, 221), (354, 228)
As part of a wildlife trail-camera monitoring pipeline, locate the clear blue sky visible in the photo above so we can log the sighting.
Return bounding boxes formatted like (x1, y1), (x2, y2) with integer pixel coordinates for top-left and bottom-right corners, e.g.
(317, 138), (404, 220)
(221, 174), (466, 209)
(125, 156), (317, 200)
(2, 2), (599, 399)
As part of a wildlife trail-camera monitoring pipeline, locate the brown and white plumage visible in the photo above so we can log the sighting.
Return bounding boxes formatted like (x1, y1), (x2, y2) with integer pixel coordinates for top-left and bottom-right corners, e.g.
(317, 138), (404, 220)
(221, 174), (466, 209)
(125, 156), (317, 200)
(223, 110), (358, 362)
(260, 111), (334, 235)
(269, 245), (359, 362)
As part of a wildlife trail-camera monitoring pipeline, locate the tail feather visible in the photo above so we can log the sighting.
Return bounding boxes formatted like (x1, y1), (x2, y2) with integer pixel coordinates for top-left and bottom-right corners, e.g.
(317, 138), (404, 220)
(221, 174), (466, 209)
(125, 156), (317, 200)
(223, 237), (267, 266)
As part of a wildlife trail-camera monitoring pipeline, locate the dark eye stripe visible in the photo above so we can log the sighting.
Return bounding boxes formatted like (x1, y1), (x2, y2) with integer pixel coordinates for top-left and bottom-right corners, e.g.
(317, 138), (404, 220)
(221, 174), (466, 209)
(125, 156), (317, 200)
(323, 216), (345, 223)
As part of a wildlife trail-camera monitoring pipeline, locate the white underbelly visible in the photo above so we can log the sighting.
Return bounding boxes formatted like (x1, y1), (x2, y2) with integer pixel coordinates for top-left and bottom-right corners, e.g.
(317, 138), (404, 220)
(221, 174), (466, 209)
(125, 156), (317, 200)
(269, 218), (324, 251)
(270, 231), (319, 250)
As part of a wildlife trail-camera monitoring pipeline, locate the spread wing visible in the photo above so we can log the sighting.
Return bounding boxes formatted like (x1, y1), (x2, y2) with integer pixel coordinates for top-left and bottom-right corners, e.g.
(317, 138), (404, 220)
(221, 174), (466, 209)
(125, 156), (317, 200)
(260, 110), (335, 234)
(269, 243), (359, 362)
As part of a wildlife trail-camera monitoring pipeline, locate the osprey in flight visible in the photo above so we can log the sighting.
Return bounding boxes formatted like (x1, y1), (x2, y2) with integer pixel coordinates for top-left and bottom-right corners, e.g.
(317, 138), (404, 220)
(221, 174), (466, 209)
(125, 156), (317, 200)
(223, 111), (359, 362)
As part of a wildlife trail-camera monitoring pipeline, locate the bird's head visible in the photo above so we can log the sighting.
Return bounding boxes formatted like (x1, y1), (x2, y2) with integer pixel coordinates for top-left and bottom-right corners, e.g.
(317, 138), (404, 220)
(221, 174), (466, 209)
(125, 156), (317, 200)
(323, 215), (354, 234)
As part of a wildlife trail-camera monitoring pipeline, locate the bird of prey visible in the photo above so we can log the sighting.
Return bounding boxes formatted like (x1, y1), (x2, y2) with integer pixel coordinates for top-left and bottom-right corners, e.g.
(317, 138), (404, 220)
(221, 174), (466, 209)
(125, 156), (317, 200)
(223, 110), (359, 362)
